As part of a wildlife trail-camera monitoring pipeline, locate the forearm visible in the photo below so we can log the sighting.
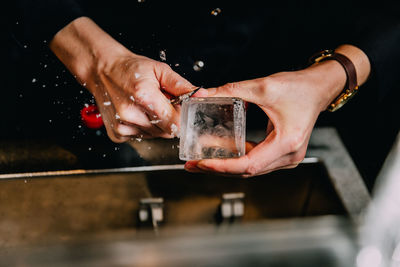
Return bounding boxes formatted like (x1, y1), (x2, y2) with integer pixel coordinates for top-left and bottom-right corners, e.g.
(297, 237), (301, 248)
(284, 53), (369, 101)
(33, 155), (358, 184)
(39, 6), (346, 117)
(49, 17), (130, 87)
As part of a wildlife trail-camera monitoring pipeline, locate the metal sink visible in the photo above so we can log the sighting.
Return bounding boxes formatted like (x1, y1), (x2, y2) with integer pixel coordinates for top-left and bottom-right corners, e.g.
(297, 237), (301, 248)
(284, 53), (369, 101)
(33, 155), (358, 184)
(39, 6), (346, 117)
(0, 127), (370, 266)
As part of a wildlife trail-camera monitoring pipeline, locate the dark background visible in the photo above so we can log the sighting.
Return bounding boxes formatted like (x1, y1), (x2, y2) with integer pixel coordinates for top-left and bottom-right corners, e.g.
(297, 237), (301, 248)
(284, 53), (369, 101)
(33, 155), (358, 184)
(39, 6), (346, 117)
(1, 1), (399, 191)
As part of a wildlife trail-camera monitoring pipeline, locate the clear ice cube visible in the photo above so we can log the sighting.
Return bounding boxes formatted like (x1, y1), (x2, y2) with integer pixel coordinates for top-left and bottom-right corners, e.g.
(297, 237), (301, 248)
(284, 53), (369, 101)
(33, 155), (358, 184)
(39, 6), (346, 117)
(179, 97), (246, 160)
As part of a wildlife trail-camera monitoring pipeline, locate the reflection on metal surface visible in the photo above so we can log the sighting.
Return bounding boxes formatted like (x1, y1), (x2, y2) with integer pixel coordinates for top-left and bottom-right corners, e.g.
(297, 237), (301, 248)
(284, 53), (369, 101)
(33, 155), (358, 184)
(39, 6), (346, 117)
(357, 131), (400, 267)
(0, 158), (321, 180)
(0, 164), (185, 180)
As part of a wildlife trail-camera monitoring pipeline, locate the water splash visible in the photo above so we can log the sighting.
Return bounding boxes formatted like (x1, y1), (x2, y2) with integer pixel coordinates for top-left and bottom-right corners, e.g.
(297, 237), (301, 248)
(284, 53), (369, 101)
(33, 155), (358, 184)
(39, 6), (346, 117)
(193, 60), (204, 71)
(159, 50), (167, 61)
(211, 8), (222, 16)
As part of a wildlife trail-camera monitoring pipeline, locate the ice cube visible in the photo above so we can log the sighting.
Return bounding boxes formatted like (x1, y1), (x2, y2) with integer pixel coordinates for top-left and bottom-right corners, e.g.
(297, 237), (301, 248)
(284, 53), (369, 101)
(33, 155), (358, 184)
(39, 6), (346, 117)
(179, 97), (246, 160)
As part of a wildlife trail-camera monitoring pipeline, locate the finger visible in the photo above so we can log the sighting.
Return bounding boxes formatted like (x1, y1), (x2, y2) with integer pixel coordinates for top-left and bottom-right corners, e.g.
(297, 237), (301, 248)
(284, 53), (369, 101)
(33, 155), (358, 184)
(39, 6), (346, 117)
(194, 79), (264, 105)
(195, 130), (285, 176)
(131, 81), (181, 135)
(155, 62), (196, 96)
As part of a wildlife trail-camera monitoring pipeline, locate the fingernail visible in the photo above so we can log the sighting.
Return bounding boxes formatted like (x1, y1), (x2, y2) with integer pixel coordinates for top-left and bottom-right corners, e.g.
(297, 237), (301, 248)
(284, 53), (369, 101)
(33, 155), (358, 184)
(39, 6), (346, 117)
(185, 161), (202, 172)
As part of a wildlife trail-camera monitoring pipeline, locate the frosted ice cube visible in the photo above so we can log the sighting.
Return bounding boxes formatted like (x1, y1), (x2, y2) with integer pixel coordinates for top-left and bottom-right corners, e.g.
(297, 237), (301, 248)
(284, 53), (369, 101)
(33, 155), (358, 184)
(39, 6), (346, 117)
(179, 97), (246, 160)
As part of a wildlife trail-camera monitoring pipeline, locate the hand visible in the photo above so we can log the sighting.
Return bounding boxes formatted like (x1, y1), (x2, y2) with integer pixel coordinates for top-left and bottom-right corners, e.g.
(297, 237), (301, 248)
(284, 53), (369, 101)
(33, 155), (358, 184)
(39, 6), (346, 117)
(50, 17), (194, 142)
(86, 53), (194, 142)
(185, 45), (370, 177)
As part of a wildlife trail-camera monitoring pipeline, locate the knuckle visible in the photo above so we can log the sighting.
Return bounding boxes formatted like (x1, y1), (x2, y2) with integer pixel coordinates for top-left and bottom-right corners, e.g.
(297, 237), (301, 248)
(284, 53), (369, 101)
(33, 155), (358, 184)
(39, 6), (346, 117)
(286, 133), (305, 153)
(115, 106), (131, 122)
(224, 82), (240, 93)
(245, 164), (259, 177)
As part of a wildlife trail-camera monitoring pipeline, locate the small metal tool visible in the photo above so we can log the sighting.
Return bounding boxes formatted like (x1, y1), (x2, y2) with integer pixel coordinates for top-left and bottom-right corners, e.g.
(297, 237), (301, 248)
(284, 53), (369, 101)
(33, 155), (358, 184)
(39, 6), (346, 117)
(170, 86), (202, 105)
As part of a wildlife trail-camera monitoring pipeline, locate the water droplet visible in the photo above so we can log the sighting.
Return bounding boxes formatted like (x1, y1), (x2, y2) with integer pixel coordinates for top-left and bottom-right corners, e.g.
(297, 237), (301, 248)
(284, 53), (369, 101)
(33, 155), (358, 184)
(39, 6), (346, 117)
(211, 8), (222, 16)
(170, 123), (179, 137)
(88, 147), (92, 151)
(44, 64), (47, 68)
(130, 96), (135, 102)
(138, 0), (145, 3)
(23, 45), (27, 49)
(55, 84), (58, 87)
(103, 101), (111, 106)
(19, 94), (23, 98)
(147, 146), (152, 150)
(82, 82), (86, 87)
(16, 21), (19, 25)
(174, 63), (180, 67)
(159, 50), (167, 61)
(118, 32), (122, 36)
(32, 78), (37, 83)
(79, 90), (83, 94)
(115, 114), (120, 120)
(134, 73), (141, 79)
(148, 104), (154, 111)
(193, 60), (204, 71)
(102, 154), (106, 158)
(96, 130), (102, 136)
(49, 119), (52, 123)
(150, 119), (162, 124)
(42, 84), (46, 88)
(24, 180), (27, 183)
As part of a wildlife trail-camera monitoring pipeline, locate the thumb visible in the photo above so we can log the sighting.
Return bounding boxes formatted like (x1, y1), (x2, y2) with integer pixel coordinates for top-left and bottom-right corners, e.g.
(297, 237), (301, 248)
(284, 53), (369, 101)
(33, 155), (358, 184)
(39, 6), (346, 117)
(195, 79), (262, 105)
(157, 64), (196, 96)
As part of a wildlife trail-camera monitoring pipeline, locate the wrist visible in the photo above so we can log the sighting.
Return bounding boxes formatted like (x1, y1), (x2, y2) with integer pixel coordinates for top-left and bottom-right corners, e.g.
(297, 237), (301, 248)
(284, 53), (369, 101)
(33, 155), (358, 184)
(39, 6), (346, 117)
(305, 44), (371, 112)
(50, 17), (130, 89)
(302, 59), (347, 112)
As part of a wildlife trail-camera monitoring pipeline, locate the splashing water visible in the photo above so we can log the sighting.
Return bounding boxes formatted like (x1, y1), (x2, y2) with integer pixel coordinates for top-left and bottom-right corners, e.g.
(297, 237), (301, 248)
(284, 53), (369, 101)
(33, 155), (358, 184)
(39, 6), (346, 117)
(159, 50), (167, 61)
(171, 123), (179, 137)
(211, 8), (222, 16)
(193, 60), (204, 71)
(150, 119), (162, 124)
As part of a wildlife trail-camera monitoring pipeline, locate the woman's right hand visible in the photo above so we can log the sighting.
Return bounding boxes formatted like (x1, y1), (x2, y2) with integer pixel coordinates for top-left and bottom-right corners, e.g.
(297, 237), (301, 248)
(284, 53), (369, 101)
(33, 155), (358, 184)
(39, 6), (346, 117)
(50, 17), (195, 142)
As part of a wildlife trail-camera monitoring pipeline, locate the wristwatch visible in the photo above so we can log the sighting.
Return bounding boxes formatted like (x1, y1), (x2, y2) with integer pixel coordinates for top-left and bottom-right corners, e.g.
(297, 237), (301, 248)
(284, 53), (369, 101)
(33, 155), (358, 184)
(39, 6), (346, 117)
(309, 49), (359, 112)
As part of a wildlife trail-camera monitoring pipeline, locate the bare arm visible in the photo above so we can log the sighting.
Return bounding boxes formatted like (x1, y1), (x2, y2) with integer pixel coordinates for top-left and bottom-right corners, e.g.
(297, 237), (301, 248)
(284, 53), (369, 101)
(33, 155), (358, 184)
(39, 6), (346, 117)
(50, 17), (194, 142)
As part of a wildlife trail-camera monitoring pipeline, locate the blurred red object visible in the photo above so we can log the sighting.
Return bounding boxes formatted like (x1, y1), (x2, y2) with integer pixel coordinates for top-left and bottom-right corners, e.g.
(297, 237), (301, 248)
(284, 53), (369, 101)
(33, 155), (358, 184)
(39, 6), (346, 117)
(81, 105), (103, 129)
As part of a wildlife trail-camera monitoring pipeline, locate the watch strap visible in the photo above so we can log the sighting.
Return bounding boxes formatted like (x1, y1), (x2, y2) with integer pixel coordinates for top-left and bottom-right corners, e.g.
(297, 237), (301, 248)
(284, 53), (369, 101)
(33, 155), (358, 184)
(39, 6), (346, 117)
(309, 50), (359, 112)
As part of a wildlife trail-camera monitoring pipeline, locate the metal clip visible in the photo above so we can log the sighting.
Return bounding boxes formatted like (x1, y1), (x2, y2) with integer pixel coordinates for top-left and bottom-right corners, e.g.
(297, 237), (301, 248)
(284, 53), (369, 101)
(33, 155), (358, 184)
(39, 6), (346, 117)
(138, 198), (164, 229)
(219, 192), (245, 223)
